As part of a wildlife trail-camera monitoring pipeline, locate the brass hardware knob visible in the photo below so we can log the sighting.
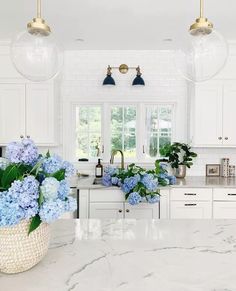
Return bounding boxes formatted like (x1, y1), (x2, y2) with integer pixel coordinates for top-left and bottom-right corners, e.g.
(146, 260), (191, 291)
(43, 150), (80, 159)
(26, 135), (30, 138)
(118, 209), (122, 213)
(20, 135), (24, 139)
(225, 137), (229, 140)
(218, 137), (222, 140)
(126, 209), (130, 213)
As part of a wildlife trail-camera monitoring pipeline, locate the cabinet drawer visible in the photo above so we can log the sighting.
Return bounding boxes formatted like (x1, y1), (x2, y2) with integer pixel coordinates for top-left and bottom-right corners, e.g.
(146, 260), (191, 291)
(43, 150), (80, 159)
(213, 188), (236, 201)
(90, 189), (124, 202)
(214, 202), (236, 219)
(170, 188), (212, 201)
(170, 201), (212, 219)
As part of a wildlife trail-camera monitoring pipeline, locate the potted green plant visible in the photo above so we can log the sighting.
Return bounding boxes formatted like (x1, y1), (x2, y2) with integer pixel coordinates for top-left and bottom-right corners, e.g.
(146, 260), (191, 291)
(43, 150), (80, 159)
(160, 142), (197, 178)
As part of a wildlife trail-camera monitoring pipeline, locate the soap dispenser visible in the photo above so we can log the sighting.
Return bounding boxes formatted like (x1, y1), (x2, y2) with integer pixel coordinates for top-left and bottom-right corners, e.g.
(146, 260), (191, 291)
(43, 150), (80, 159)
(95, 159), (103, 178)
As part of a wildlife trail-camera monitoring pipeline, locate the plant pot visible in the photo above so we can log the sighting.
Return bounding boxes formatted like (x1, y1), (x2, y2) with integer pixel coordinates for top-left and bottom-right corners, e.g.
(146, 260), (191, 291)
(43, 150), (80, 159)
(173, 165), (187, 178)
(0, 219), (50, 274)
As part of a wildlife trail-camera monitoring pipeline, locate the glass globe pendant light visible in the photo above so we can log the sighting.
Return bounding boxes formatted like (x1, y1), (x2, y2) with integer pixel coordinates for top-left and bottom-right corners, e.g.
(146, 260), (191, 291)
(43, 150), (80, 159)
(11, 0), (63, 82)
(175, 0), (228, 82)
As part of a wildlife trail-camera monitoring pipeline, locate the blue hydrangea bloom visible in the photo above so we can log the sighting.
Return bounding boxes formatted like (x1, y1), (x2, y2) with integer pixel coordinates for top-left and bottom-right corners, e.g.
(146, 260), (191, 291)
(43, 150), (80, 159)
(128, 192), (142, 205)
(58, 180), (70, 200)
(104, 166), (118, 176)
(141, 174), (158, 192)
(8, 176), (39, 219)
(39, 199), (65, 223)
(0, 193), (25, 226)
(6, 139), (39, 166)
(167, 175), (177, 185)
(147, 195), (160, 204)
(62, 161), (76, 178)
(64, 196), (77, 212)
(40, 177), (60, 201)
(102, 174), (112, 187)
(158, 173), (168, 179)
(121, 174), (140, 193)
(0, 158), (10, 170)
(42, 154), (63, 174)
(111, 176), (119, 185)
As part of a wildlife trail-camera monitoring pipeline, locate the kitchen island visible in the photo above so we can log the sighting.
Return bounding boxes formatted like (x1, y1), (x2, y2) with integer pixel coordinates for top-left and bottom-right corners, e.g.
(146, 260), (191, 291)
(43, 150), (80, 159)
(1, 219), (236, 291)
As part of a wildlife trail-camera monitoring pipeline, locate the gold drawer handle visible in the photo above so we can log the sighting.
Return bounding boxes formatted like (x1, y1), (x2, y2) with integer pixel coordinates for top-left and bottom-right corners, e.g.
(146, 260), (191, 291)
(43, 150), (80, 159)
(184, 193), (197, 196)
(184, 203), (197, 206)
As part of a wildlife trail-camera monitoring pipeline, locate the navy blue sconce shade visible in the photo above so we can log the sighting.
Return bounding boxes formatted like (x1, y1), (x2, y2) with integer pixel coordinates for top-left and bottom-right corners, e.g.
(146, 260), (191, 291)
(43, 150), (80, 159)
(103, 65), (115, 85)
(132, 66), (145, 86)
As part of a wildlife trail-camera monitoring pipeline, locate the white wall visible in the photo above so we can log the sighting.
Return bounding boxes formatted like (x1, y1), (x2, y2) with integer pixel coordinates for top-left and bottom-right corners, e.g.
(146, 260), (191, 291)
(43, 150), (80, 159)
(61, 48), (236, 177)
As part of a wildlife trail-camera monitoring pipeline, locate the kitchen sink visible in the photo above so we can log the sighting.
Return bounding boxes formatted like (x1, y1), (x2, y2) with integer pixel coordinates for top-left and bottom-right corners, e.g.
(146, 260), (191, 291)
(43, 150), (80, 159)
(93, 178), (103, 185)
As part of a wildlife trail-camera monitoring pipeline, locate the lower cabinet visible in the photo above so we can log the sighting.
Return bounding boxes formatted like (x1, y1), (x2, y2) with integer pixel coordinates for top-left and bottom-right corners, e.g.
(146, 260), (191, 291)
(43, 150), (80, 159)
(88, 189), (160, 219)
(170, 188), (212, 219)
(90, 203), (124, 219)
(213, 202), (236, 219)
(213, 188), (236, 218)
(89, 202), (159, 219)
(170, 201), (212, 219)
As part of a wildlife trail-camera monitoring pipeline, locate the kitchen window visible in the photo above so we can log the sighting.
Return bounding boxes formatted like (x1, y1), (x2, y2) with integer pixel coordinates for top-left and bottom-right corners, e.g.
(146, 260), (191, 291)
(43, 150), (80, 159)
(74, 103), (174, 162)
(75, 105), (102, 160)
(110, 105), (137, 159)
(145, 104), (173, 158)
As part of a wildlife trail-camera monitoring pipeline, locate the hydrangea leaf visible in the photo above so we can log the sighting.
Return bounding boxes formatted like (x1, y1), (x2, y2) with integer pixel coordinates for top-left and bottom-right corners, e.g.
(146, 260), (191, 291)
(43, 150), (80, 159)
(51, 169), (66, 181)
(1, 165), (21, 189)
(28, 215), (42, 235)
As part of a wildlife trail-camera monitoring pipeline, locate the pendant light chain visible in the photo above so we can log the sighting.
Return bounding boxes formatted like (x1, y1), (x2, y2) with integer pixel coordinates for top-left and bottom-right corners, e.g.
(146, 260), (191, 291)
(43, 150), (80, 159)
(37, 0), (41, 18)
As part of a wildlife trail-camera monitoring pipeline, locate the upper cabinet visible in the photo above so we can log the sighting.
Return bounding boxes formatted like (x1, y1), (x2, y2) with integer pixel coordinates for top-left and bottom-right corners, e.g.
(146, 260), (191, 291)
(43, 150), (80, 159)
(0, 84), (25, 143)
(0, 83), (58, 146)
(190, 80), (236, 147)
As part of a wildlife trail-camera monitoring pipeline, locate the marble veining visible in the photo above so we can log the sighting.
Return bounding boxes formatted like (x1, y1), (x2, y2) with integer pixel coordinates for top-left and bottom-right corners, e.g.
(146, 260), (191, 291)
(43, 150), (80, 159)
(1, 219), (236, 291)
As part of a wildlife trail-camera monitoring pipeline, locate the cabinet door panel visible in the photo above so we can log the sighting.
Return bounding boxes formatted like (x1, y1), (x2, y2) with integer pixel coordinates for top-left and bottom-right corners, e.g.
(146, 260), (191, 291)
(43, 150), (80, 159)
(192, 83), (223, 146)
(170, 201), (212, 219)
(223, 83), (236, 145)
(0, 84), (25, 144)
(90, 203), (124, 219)
(124, 203), (159, 219)
(214, 202), (236, 219)
(25, 84), (56, 145)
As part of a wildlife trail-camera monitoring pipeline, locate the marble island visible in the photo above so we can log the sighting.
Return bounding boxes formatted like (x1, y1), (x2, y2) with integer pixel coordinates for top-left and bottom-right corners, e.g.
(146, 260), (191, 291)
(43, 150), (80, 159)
(1, 219), (236, 291)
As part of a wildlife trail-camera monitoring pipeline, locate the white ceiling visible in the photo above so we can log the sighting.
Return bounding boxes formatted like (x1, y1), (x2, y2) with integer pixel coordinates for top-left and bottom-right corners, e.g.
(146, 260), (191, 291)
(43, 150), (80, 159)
(0, 0), (235, 50)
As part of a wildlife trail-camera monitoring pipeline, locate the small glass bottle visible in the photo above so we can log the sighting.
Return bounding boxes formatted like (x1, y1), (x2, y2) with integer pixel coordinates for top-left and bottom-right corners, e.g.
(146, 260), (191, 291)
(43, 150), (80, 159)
(95, 159), (103, 178)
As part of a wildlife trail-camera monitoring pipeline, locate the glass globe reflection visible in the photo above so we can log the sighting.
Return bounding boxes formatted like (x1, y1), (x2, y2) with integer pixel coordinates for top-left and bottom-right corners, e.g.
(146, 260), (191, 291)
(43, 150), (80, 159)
(11, 31), (63, 82)
(175, 29), (228, 82)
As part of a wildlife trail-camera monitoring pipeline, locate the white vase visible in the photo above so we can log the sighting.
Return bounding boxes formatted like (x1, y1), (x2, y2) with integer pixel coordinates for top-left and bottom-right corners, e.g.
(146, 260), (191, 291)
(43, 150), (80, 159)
(0, 219), (50, 274)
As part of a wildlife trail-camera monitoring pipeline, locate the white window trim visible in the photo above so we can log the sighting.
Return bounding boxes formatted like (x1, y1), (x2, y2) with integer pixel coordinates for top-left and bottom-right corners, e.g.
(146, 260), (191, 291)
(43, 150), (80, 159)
(63, 100), (176, 165)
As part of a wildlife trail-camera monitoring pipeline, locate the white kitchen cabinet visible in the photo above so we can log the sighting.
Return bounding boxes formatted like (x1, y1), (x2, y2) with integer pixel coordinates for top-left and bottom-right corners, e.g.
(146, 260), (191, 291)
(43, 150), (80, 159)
(124, 203), (159, 219)
(0, 84), (25, 143)
(213, 202), (236, 219)
(0, 83), (57, 146)
(191, 82), (223, 146)
(170, 201), (212, 219)
(90, 203), (124, 219)
(25, 84), (56, 145)
(87, 188), (161, 219)
(191, 81), (236, 147)
(170, 188), (212, 219)
(213, 188), (236, 219)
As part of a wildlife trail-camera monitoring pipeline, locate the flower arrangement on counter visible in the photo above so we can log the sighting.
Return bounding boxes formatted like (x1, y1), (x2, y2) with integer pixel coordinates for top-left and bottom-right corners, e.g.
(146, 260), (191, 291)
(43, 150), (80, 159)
(102, 161), (176, 205)
(0, 138), (76, 234)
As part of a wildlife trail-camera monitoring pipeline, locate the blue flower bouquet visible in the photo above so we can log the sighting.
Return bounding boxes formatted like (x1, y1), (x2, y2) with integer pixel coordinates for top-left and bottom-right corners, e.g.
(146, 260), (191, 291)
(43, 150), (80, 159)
(102, 161), (176, 205)
(0, 138), (76, 274)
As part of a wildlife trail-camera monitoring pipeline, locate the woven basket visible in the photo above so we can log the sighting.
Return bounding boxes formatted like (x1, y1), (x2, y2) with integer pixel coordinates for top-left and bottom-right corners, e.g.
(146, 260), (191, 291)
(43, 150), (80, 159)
(0, 219), (50, 274)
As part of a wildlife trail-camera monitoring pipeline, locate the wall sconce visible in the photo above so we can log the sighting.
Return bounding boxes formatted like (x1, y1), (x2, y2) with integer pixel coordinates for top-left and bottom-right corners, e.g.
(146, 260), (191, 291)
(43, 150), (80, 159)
(102, 64), (145, 86)
(103, 65), (116, 85)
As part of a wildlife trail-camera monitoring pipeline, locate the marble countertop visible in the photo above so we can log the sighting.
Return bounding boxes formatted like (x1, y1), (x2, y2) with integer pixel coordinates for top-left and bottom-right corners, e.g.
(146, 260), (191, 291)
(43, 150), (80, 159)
(77, 176), (236, 189)
(1, 219), (236, 291)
